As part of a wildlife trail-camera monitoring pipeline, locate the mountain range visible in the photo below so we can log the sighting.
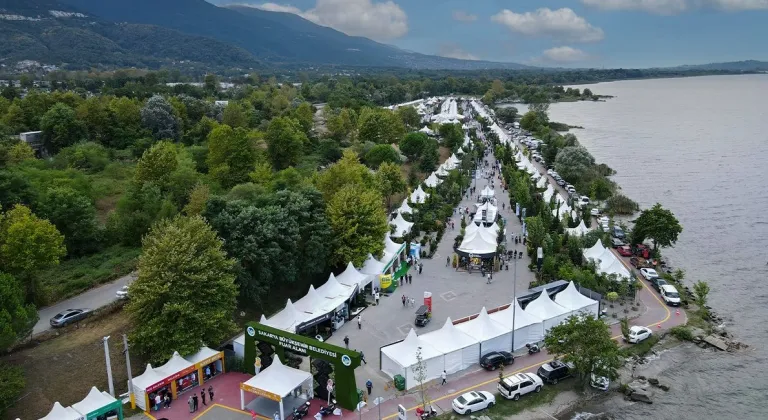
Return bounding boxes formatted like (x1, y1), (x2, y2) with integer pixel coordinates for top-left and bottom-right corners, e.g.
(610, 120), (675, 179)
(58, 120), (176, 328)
(0, 0), (533, 70)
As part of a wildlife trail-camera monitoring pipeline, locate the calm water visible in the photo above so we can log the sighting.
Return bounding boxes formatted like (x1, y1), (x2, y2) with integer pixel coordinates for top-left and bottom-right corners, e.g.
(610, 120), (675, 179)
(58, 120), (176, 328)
(517, 75), (768, 419)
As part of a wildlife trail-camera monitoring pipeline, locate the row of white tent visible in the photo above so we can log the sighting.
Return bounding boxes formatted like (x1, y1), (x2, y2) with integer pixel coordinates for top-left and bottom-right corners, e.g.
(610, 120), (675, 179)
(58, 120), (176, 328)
(381, 282), (599, 388)
(431, 98), (465, 123)
(41, 387), (120, 420)
(583, 240), (632, 279)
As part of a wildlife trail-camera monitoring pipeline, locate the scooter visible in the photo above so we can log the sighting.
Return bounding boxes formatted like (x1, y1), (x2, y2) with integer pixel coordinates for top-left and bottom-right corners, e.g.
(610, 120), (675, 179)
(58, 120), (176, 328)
(319, 400), (336, 417)
(292, 401), (311, 419)
(416, 406), (438, 420)
(526, 343), (541, 355)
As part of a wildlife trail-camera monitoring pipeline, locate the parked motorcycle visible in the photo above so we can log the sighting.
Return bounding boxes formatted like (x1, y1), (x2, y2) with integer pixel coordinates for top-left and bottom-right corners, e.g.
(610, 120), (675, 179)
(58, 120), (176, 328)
(292, 401), (311, 419)
(319, 400), (337, 417)
(526, 343), (541, 355)
(416, 406), (438, 420)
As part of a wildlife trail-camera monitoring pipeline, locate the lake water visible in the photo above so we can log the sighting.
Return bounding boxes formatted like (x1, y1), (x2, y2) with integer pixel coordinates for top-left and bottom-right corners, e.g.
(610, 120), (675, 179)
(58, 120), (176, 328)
(511, 74), (768, 419)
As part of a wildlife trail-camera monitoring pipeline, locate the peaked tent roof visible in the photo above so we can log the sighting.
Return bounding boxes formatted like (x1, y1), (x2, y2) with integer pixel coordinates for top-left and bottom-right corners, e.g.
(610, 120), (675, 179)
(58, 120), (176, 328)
(420, 317), (479, 353)
(480, 185), (495, 198)
(523, 290), (570, 320)
(566, 220), (590, 236)
(72, 386), (118, 417)
(262, 299), (307, 332)
(489, 300), (543, 330)
(410, 185), (429, 204)
(554, 281), (600, 311)
(536, 176), (548, 189)
(385, 235), (405, 255)
(390, 212), (414, 238)
(419, 126), (434, 135)
(455, 307), (510, 341)
(241, 354), (312, 399)
(156, 351), (194, 376)
(361, 253), (387, 275)
(381, 329), (442, 368)
(458, 227), (497, 255)
(336, 262), (369, 289)
(583, 239), (606, 261)
(40, 402), (83, 420)
(424, 172), (441, 188)
(464, 221), (480, 236)
(316, 273), (354, 301)
(543, 185), (556, 202)
(295, 285), (330, 315)
(185, 346), (220, 365)
(473, 201), (498, 222)
(132, 364), (166, 391)
(435, 165), (449, 176)
(397, 198), (413, 214)
(598, 256), (632, 279)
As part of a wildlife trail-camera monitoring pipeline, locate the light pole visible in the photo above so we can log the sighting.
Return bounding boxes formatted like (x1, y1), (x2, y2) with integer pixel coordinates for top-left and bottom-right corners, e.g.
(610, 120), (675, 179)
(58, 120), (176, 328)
(102, 336), (115, 397)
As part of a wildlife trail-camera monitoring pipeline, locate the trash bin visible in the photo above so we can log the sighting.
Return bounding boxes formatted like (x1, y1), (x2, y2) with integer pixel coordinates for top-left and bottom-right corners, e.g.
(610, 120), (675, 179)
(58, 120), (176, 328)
(394, 374), (406, 391)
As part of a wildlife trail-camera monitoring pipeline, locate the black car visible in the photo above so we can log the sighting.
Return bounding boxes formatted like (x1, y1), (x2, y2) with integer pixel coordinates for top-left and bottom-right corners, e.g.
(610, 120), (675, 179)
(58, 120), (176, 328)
(536, 360), (573, 384)
(611, 226), (626, 240)
(480, 351), (514, 370)
(651, 277), (669, 292)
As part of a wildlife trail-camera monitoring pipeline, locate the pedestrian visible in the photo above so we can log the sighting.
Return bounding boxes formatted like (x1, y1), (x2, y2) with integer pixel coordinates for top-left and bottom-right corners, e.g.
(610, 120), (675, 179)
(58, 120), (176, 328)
(188, 396), (195, 413)
(523, 237), (527, 245)
(375, 291), (380, 305)
(446, 256), (450, 267)
(360, 350), (367, 364)
(154, 394), (162, 411)
(163, 393), (170, 408)
(409, 274), (413, 284)
(201, 390), (207, 406)
(418, 263), (423, 275)
(344, 335), (350, 349)
(192, 394), (198, 412)
(441, 370), (447, 385)
(357, 314), (362, 329)
(366, 379), (373, 395)
(208, 386), (214, 402)
(402, 295), (406, 306)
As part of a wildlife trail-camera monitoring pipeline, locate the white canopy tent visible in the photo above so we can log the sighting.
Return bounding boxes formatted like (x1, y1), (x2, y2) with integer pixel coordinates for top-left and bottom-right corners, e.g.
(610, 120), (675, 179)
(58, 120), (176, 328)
(583, 239), (606, 262)
(456, 308), (513, 355)
(435, 165), (449, 176)
(419, 318), (480, 374)
(598, 255), (632, 280)
(566, 220), (590, 236)
(385, 235), (406, 256)
(424, 172), (441, 188)
(336, 261), (371, 290)
(156, 351), (194, 378)
(240, 354), (313, 420)
(390, 212), (414, 238)
(448, 154), (461, 166)
(480, 185), (495, 199)
(397, 198), (413, 214)
(419, 126), (435, 136)
(410, 185), (429, 204)
(473, 201), (498, 223)
(39, 402), (83, 420)
(489, 300), (545, 351)
(130, 364), (167, 411)
(261, 299), (308, 333)
(71, 386), (120, 420)
(523, 291), (572, 333)
(457, 228), (498, 256)
(543, 185), (556, 203)
(294, 285), (331, 318)
(554, 282), (600, 318)
(536, 176), (548, 189)
(381, 329), (444, 389)
(316, 273), (355, 308)
(361, 253), (387, 277)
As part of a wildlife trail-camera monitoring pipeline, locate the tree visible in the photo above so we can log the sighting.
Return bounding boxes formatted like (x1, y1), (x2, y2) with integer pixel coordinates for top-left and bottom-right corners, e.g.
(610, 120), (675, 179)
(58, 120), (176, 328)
(40, 103), (85, 153)
(292, 102), (314, 134)
(0, 362), (25, 418)
(141, 95), (180, 140)
(207, 125), (257, 188)
(265, 117), (307, 170)
(519, 110), (548, 132)
(396, 106), (421, 129)
(315, 150), (374, 202)
(524, 216), (546, 250)
(400, 132), (427, 161)
(375, 162), (406, 211)
(327, 185), (388, 266)
(544, 314), (622, 384)
(7, 142), (35, 164)
(411, 346), (430, 410)
(109, 96), (144, 148)
(0, 204), (66, 277)
(0, 272), (38, 349)
(630, 203), (682, 251)
(134, 141), (178, 186)
(438, 123), (464, 151)
(620, 317), (630, 340)
(326, 108), (357, 142)
(183, 183), (210, 216)
(590, 177), (614, 202)
(221, 102), (251, 128)
(693, 280), (710, 317)
(364, 144), (401, 169)
(38, 187), (100, 256)
(554, 146), (595, 182)
(127, 215), (238, 363)
(418, 140), (439, 173)
(358, 109), (405, 144)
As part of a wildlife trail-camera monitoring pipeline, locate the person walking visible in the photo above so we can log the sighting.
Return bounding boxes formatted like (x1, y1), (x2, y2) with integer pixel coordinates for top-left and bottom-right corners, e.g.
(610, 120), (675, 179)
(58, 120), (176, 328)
(418, 263), (423, 275)
(374, 291), (380, 305)
(343, 335), (350, 349)
(192, 393), (198, 412)
(208, 386), (214, 403)
(360, 350), (367, 364)
(366, 379), (373, 395)
(154, 394), (161, 411)
(441, 370), (447, 385)
(402, 295), (406, 307)
(357, 314), (362, 329)
(188, 395), (195, 413)
(201, 390), (207, 406)
(163, 393), (170, 408)
(446, 256), (450, 267)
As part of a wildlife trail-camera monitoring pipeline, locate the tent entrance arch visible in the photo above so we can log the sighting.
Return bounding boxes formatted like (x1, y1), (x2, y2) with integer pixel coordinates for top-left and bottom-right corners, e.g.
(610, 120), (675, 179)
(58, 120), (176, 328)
(243, 322), (362, 410)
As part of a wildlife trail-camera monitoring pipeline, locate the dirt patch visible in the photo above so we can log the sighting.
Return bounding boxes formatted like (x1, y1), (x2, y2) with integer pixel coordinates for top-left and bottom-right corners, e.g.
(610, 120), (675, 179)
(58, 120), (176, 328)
(95, 194), (121, 223)
(438, 146), (451, 164)
(1, 310), (144, 420)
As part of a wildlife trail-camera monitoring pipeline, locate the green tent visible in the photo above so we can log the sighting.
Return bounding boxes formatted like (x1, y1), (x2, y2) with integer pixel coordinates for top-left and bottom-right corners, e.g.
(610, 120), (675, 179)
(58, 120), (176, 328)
(72, 387), (123, 420)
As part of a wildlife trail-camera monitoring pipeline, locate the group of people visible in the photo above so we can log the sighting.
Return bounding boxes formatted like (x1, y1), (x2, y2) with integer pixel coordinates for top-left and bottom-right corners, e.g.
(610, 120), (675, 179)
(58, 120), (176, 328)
(186, 386), (215, 413)
(152, 386), (214, 413)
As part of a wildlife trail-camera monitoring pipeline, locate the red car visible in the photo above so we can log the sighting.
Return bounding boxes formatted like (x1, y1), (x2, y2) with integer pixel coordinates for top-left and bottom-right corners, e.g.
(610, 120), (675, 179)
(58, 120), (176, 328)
(617, 246), (632, 257)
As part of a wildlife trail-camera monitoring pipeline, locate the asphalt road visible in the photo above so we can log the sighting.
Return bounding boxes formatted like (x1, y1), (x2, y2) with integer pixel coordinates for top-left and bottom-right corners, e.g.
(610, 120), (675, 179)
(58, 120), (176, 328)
(32, 272), (137, 335)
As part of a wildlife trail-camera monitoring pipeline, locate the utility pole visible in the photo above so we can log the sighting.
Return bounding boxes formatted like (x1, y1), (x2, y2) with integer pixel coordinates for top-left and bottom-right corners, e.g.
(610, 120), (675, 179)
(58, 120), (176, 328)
(123, 334), (135, 407)
(103, 336), (115, 397)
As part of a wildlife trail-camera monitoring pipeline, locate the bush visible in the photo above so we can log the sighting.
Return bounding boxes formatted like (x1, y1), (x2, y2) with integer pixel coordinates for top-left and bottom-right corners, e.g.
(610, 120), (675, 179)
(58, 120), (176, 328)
(670, 326), (694, 341)
(53, 142), (111, 173)
(0, 363), (25, 417)
(605, 194), (640, 215)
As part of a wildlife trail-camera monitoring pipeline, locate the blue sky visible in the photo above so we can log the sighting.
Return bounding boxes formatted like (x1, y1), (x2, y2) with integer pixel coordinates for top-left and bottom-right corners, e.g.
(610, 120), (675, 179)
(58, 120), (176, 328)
(210, 0), (768, 67)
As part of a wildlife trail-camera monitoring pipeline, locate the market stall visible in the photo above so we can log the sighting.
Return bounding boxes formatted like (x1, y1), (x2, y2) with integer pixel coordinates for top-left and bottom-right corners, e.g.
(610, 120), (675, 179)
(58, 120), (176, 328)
(522, 291), (571, 333)
(473, 201), (498, 223)
(156, 351), (197, 397)
(39, 402), (83, 420)
(130, 364), (168, 411)
(489, 300), (545, 351)
(240, 355), (313, 420)
(457, 227), (498, 257)
(260, 299), (308, 333)
(185, 346), (225, 385)
(390, 212), (414, 238)
(583, 239), (606, 262)
(566, 220), (590, 236)
(554, 282), (600, 318)
(424, 172), (441, 188)
(435, 164), (449, 176)
(420, 318), (480, 374)
(455, 308), (512, 355)
(381, 329), (444, 389)
(336, 261), (371, 290)
(480, 185), (495, 200)
(72, 387), (123, 420)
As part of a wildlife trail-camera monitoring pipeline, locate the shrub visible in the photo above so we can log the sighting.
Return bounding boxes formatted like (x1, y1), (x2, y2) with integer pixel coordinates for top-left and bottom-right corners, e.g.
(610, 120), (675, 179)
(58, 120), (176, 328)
(670, 326), (694, 341)
(605, 194), (640, 215)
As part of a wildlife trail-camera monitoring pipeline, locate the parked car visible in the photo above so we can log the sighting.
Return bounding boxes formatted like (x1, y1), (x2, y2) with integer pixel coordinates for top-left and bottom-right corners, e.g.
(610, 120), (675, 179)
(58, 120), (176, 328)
(611, 237), (625, 247)
(498, 373), (543, 400)
(611, 226), (626, 240)
(536, 360), (573, 385)
(451, 391), (495, 415)
(590, 208), (601, 217)
(50, 308), (91, 327)
(659, 284), (681, 306)
(590, 372), (610, 391)
(617, 245), (633, 256)
(651, 277), (669, 291)
(630, 257), (653, 269)
(116, 285), (129, 299)
(480, 351), (514, 370)
(578, 197), (590, 208)
(640, 268), (660, 280)
(626, 326), (652, 344)
(557, 179), (567, 187)
(566, 185), (576, 194)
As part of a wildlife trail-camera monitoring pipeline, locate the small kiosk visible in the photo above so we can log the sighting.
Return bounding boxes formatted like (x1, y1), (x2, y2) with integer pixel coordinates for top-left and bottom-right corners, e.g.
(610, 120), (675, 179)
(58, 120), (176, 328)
(240, 354), (313, 420)
(71, 387), (123, 420)
(39, 402), (84, 420)
(131, 364), (168, 411)
(156, 351), (197, 397)
(185, 346), (225, 384)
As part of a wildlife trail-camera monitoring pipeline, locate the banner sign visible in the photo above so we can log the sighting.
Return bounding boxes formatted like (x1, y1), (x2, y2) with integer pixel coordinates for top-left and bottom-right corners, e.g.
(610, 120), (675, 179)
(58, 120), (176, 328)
(380, 274), (393, 289)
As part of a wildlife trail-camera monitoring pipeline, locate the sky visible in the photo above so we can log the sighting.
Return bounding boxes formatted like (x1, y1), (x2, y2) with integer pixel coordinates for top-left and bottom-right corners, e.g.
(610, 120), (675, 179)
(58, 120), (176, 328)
(208, 0), (768, 68)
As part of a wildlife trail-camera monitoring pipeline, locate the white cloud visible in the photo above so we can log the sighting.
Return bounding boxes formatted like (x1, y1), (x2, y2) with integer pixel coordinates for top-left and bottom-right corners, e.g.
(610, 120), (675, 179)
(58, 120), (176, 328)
(452, 10), (478, 22)
(540, 46), (590, 63)
(491, 8), (604, 43)
(438, 44), (478, 60)
(581, 0), (768, 14)
(253, 0), (408, 40)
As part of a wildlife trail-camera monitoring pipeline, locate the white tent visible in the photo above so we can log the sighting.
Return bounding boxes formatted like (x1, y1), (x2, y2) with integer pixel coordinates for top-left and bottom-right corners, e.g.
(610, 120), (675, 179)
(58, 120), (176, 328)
(410, 185), (429, 204)
(39, 402), (83, 420)
(261, 299), (308, 333)
(523, 291), (572, 332)
(448, 154), (461, 166)
(536, 176), (548, 189)
(419, 126), (434, 136)
(336, 261), (371, 289)
(361, 253), (387, 276)
(240, 354), (313, 419)
(71, 387), (119, 420)
(543, 185), (556, 202)
(385, 235), (405, 256)
(455, 308), (513, 354)
(473, 201), (498, 223)
(489, 300), (545, 351)
(598, 255), (632, 280)
(381, 329), (444, 389)
(480, 185), (495, 199)
(295, 285), (334, 316)
(131, 364), (167, 410)
(397, 198), (413, 214)
(554, 282), (600, 318)
(390, 212), (414, 238)
(420, 318), (480, 374)
(435, 165), (449, 176)
(424, 172), (441, 188)
(316, 273), (354, 306)
(457, 228), (497, 256)
(583, 239), (606, 262)
(156, 351), (194, 377)
(566, 220), (590, 236)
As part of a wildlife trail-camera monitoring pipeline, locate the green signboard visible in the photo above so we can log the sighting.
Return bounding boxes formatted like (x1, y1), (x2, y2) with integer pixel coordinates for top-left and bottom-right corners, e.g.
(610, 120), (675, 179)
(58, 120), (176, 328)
(86, 401), (122, 420)
(244, 322), (361, 410)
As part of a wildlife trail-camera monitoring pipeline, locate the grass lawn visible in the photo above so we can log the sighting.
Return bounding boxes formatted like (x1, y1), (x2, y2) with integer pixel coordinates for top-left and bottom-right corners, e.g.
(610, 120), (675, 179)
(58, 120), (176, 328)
(437, 381), (575, 420)
(38, 245), (140, 304)
(620, 335), (660, 358)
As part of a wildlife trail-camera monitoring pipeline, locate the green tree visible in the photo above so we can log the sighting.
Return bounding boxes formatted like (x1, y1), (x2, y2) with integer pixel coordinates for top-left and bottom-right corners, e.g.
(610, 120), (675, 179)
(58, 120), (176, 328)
(134, 141), (178, 186)
(292, 102), (315, 134)
(326, 107), (357, 142)
(7, 142), (35, 164)
(127, 215), (238, 363)
(54, 141), (110, 173)
(630, 203), (683, 251)
(40, 103), (85, 153)
(0, 272), (38, 349)
(364, 144), (401, 169)
(400, 132), (427, 161)
(620, 317), (630, 340)
(265, 117), (307, 170)
(693, 280), (710, 317)
(544, 314), (622, 384)
(524, 216), (546, 250)
(396, 106), (421, 129)
(438, 123), (464, 151)
(0, 362), (25, 418)
(140, 95), (180, 140)
(358, 109), (405, 144)
(327, 185), (388, 266)
(206, 125), (257, 188)
(590, 177), (614, 202)
(418, 140), (439, 172)
(2, 103), (27, 133)
(375, 162), (406, 211)
(183, 183), (210, 216)
(38, 187), (100, 256)
(0, 204), (66, 276)
(554, 146), (595, 183)
(221, 102), (251, 128)
(109, 96), (144, 148)
(315, 150), (374, 202)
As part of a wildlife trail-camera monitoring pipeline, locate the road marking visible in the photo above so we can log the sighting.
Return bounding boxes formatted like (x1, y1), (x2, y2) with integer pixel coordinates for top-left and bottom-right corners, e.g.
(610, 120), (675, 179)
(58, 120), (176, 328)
(440, 291), (457, 301)
(397, 323), (415, 335)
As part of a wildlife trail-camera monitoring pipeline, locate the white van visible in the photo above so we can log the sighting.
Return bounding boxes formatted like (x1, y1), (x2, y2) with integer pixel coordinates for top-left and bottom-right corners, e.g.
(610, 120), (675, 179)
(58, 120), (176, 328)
(660, 284), (681, 306)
